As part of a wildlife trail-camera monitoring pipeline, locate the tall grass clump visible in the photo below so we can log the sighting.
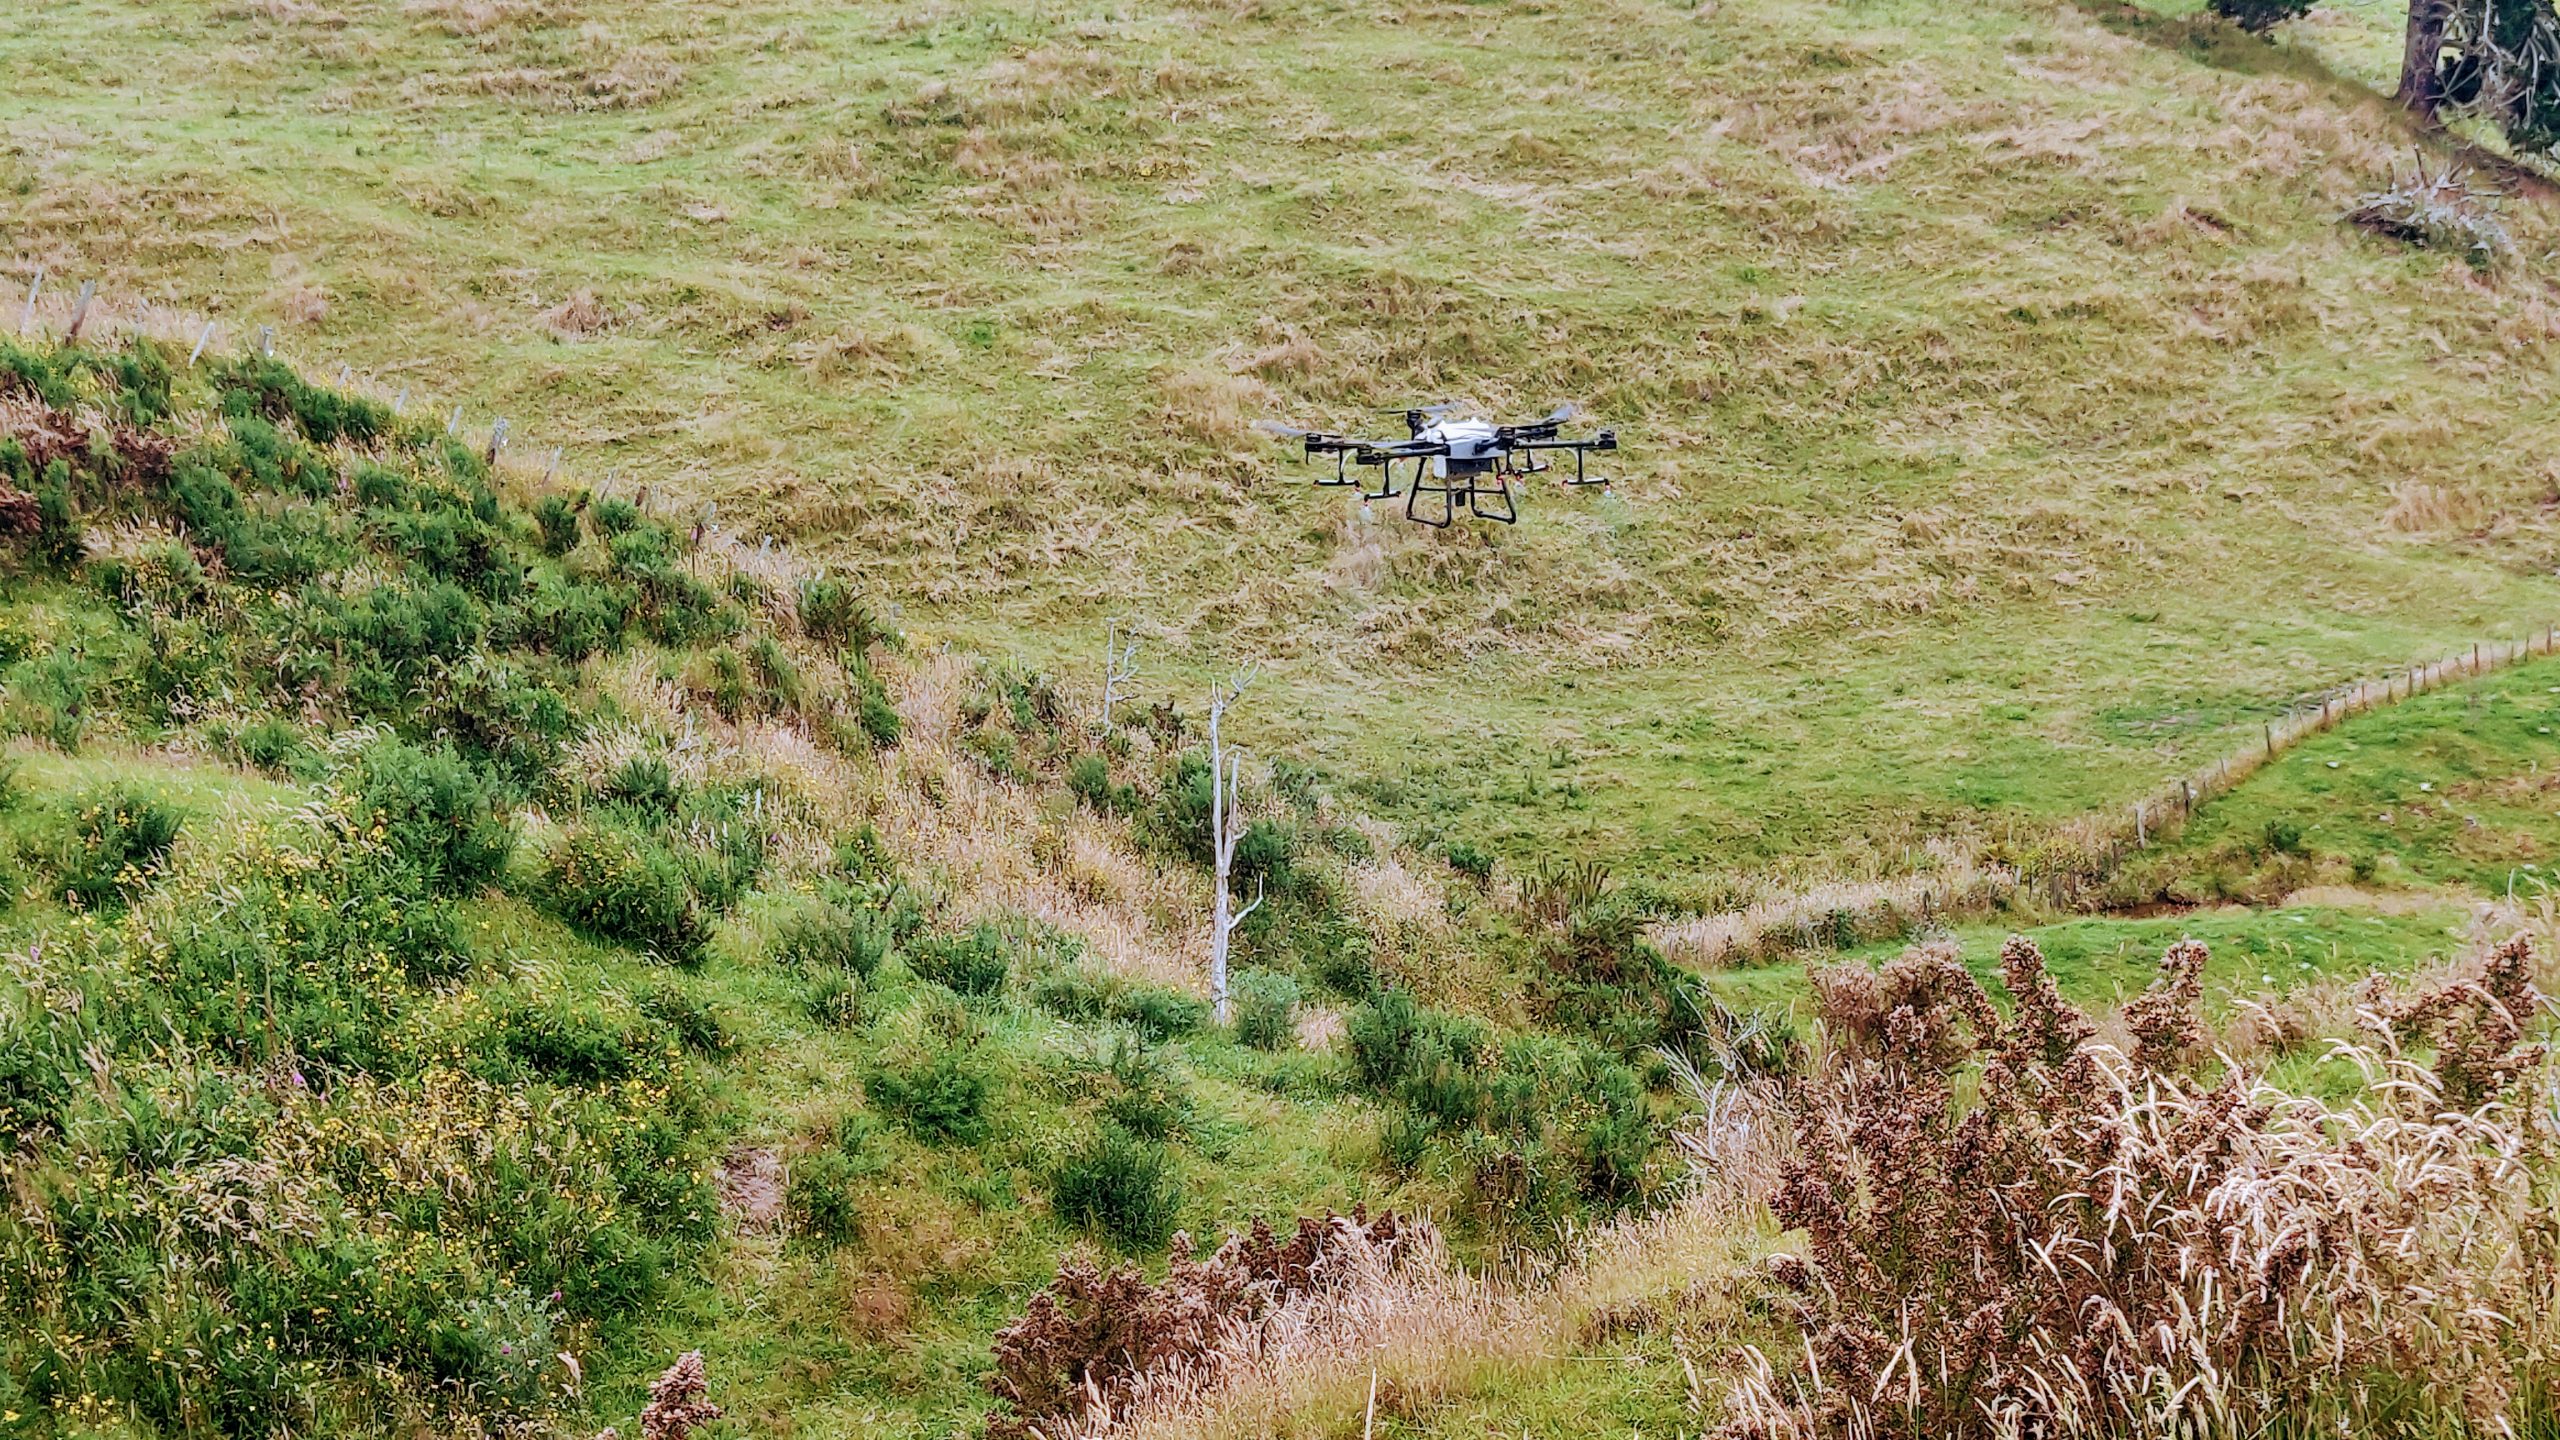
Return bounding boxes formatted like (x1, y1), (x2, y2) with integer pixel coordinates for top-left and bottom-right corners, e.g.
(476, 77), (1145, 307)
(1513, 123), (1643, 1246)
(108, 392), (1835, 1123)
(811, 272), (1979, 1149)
(1050, 1123), (1184, 1250)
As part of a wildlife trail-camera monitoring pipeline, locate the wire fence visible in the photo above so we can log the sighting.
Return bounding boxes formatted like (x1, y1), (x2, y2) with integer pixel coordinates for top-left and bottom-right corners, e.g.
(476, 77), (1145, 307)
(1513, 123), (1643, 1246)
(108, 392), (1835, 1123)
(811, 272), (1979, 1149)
(1653, 628), (2560, 969)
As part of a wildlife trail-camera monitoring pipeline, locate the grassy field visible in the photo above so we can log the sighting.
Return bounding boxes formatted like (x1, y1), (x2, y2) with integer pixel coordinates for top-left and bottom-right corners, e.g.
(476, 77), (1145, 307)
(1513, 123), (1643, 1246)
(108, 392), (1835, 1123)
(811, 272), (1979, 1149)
(7, 0), (2560, 883)
(2132, 651), (2560, 895)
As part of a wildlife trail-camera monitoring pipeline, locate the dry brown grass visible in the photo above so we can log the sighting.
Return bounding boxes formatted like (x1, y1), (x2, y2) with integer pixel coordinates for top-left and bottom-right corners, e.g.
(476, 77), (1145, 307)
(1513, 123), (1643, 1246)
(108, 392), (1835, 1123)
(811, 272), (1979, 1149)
(1070, 1187), (1769, 1440)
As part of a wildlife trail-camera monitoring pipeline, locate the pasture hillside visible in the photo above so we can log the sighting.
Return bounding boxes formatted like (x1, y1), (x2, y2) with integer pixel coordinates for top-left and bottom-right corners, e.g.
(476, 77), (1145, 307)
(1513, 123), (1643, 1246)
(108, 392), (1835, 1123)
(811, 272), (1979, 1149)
(6, 0), (2559, 882)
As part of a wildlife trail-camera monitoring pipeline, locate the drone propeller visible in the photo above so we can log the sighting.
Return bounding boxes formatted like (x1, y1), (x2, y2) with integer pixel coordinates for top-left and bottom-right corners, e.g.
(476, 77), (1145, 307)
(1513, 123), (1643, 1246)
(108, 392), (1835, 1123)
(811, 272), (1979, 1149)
(1379, 400), (1466, 416)
(1252, 420), (1314, 439)
(1542, 401), (1579, 424)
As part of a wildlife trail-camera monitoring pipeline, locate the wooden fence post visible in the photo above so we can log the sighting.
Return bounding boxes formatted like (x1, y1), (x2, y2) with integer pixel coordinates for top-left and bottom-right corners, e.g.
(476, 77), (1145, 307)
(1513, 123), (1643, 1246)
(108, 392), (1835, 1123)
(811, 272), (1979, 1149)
(258, 325), (274, 358)
(62, 281), (97, 343)
(188, 321), (216, 367)
(2182, 778), (2194, 817)
(2135, 803), (2146, 848)
(17, 270), (40, 335)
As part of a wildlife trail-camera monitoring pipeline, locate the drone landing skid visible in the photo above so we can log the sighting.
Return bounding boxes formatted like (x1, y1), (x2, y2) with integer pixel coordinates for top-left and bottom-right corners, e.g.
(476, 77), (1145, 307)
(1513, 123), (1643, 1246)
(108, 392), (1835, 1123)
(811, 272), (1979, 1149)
(1403, 464), (1517, 529)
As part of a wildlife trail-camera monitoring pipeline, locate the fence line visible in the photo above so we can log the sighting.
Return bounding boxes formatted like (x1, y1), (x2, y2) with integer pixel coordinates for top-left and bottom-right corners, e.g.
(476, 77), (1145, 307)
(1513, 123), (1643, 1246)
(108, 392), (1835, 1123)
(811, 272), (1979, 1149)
(1654, 631), (2560, 969)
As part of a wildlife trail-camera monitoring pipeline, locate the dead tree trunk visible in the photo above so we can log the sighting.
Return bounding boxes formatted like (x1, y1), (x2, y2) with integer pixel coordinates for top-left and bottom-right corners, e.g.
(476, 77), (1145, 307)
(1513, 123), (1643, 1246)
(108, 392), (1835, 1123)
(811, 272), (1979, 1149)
(1100, 618), (1139, 733)
(2400, 0), (2452, 119)
(1207, 668), (1262, 1024)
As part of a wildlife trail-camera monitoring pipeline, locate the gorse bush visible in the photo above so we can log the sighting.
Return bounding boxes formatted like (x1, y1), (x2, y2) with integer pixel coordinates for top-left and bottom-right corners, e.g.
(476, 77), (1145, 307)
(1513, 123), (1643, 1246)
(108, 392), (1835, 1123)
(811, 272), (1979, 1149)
(804, 969), (866, 1028)
(774, 900), (886, 981)
(542, 822), (712, 964)
(868, 1003), (995, 1144)
(1032, 964), (1210, 1040)
(1095, 1038), (1191, 1142)
(2209, 0), (2312, 32)
(867, 1049), (993, 1144)
(55, 786), (183, 909)
(908, 921), (1014, 997)
(1050, 1122), (1183, 1250)
(1231, 969), (1301, 1051)
(343, 737), (513, 892)
(791, 1149), (864, 1241)
(639, 983), (734, 1058)
(1346, 987), (1659, 1228)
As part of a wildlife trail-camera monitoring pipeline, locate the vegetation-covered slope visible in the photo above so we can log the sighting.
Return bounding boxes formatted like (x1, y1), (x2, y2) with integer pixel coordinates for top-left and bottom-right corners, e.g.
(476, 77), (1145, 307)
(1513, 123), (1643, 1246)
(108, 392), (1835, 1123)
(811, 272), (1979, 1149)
(6, 0), (2559, 884)
(0, 336), (1734, 1438)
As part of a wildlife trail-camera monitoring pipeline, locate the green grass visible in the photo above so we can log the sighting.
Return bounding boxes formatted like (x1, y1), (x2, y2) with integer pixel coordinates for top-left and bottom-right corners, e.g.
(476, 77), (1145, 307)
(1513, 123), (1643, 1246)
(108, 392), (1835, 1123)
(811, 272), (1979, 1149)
(1702, 902), (2476, 1026)
(6, 0), (2560, 885)
(2141, 654), (2560, 896)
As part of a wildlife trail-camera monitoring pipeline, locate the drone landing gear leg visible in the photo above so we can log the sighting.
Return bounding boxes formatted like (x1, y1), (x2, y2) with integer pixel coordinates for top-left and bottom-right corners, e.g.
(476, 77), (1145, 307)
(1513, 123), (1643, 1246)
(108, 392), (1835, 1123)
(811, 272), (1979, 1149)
(1405, 460), (1455, 529)
(1470, 476), (1517, 524)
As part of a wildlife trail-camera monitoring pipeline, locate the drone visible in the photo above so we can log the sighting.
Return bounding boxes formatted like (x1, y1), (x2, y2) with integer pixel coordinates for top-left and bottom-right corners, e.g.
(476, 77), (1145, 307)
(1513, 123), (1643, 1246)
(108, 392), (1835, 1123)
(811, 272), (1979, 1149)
(1253, 402), (1617, 528)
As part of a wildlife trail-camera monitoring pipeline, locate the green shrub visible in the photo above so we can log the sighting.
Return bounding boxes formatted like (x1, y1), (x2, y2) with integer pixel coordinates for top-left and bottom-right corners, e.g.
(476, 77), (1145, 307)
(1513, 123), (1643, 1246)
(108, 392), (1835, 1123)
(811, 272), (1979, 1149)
(1445, 840), (1495, 885)
(1232, 971), (1301, 1051)
(867, 1049), (992, 1145)
(12, 648), (91, 752)
(775, 901), (886, 981)
(1066, 753), (1113, 808)
(590, 496), (641, 536)
(599, 751), (683, 817)
(476, 994), (659, 1084)
(0, 337), (77, 407)
(234, 717), (316, 778)
(215, 354), (391, 446)
(57, 787), (183, 909)
(1050, 1122), (1182, 1250)
(2263, 817), (2307, 857)
(1576, 1056), (1656, 1204)
(1347, 988), (1425, 1090)
(805, 970), (866, 1029)
(346, 738), (513, 892)
(857, 685), (904, 749)
(1031, 966), (1208, 1040)
(532, 494), (581, 556)
(797, 574), (876, 647)
(638, 983), (733, 1057)
(1097, 1039), (1190, 1141)
(352, 461), (408, 508)
(1115, 985), (1208, 1041)
(34, 465), (81, 572)
(908, 922), (1013, 997)
(791, 1148), (863, 1241)
(1152, 751), (1216, 864)
(2210, 0), (2311, 31)
(541, 823), (711, 964)
(1233, 818), (1293, 884)
(88, 339), (176, 427)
